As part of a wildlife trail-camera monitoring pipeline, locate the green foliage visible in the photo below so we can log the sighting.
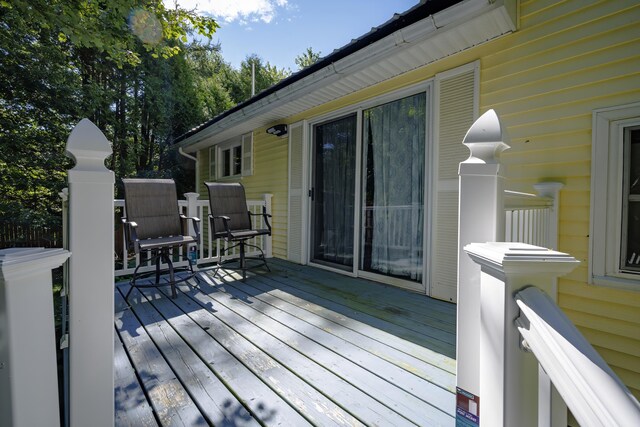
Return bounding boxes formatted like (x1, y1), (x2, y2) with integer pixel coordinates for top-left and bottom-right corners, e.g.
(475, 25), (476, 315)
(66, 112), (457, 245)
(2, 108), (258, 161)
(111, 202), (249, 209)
(295, 47), (322, 70)
(232, 54), (292, 102)
(2, 0), (218, 67)
(0, 0), (218, 228)
(0, 0), (294, 236)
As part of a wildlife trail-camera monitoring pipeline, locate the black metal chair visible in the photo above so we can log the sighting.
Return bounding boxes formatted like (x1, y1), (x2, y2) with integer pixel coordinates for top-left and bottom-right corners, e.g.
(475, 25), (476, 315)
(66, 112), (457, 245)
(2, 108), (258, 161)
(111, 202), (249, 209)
(205, 182), (271, 279)
(122, 178), (200, 300)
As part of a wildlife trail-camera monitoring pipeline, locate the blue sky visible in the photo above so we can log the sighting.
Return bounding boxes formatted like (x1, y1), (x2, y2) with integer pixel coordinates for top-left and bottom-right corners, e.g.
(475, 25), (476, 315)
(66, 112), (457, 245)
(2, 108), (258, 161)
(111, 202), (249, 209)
(172, 0), (419, 71)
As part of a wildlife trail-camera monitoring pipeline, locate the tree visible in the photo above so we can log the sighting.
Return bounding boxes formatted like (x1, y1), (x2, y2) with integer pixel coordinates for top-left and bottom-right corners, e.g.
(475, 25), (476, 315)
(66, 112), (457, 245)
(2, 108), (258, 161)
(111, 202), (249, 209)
(0, 0), (219, 233)
(229, 54), (291, 102)
(3, 0), (218, 67)
(187, 43), (236, 118)
(295, 47), (322, 70)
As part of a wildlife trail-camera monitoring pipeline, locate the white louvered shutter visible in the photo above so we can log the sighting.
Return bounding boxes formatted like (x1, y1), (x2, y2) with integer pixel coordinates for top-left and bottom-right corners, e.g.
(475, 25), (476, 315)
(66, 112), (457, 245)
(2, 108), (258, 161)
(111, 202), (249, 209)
(287, 122), (306, 263)
(241, 133), (253, 176)
(430, 64), (478, 302)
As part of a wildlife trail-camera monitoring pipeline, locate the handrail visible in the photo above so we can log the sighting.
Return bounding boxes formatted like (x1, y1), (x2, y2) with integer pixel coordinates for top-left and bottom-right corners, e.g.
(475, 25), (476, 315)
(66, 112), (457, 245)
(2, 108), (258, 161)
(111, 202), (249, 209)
(515, 286), (640, 427)
(503, 184), (562, 249)
(504, 190), (553, 210)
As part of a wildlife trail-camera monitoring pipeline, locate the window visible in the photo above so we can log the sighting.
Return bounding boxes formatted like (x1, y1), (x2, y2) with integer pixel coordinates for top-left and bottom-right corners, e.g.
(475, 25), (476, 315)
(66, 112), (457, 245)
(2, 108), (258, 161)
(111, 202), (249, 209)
(209, 132), (253, 180)
(590, 102), (640, 289)
(622, 126), (640, 273)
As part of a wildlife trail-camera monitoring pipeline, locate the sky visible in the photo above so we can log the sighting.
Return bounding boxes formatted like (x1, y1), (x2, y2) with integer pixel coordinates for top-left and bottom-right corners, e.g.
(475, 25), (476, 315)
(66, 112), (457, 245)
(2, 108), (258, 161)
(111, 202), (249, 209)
(169, 0), (420, 71)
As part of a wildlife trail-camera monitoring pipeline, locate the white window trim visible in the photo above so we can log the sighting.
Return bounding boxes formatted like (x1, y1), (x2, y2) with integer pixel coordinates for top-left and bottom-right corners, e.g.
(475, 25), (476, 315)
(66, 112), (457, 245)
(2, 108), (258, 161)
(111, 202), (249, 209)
(590, 101), (640, 291)
(208, 132), (253, 181)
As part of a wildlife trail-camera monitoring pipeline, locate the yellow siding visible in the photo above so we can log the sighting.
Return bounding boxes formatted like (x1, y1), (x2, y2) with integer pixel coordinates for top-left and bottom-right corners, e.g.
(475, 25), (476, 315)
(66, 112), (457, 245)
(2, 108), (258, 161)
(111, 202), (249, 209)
(481, 0), (640, 399)
(198, 130), (289, 259)
(192, 0), (640, 398)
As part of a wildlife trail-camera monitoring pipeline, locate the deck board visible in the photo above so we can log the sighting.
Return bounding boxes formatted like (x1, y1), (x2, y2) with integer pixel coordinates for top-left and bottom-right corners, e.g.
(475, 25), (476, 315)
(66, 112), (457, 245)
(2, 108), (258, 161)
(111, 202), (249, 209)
(122, 286), (260, 427)
(115, 260), (457, 426)
(114, 327), (158, 427)
(220, 273), (456, 388)
(115, 290), (206, 426)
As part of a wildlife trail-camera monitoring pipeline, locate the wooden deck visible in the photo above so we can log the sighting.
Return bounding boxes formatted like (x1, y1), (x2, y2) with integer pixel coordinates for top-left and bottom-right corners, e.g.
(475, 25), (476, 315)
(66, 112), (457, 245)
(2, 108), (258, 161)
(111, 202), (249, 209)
(114, 259), (457, 426)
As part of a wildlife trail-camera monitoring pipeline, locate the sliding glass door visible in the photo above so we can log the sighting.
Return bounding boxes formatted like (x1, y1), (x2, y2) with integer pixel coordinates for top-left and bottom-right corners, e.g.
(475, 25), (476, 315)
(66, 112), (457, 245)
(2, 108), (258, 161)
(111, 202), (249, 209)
(310, 114), (357, 269)
(309, 89), (428, 287)
(360, 93), (426, 282)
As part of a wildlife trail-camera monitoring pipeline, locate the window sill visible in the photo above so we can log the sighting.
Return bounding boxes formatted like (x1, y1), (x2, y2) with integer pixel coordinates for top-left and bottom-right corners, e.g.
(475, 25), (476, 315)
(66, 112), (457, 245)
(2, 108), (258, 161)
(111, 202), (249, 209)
(591, 274), (640, 292)
(213, 175), (244, 182)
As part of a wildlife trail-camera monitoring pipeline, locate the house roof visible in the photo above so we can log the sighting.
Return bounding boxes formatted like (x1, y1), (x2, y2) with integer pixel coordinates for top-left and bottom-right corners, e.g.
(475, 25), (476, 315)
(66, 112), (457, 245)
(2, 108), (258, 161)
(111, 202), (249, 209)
(176, 0), (516, 152)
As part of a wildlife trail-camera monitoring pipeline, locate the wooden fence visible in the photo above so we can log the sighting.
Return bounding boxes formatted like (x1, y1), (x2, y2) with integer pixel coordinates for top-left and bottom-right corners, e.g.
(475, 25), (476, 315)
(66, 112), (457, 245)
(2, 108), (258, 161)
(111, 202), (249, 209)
(0, 222), (63, 249)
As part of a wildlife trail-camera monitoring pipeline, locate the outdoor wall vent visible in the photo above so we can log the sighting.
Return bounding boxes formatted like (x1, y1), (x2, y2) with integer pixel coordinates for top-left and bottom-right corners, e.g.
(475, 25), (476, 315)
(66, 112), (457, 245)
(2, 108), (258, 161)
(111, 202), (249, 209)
(266, 124), (288, 137)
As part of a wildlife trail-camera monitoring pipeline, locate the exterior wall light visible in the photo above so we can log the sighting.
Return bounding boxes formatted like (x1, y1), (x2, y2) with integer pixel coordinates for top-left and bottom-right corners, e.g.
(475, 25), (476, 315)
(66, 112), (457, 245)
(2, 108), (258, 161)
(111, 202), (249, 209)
(266, 124), (288, 137)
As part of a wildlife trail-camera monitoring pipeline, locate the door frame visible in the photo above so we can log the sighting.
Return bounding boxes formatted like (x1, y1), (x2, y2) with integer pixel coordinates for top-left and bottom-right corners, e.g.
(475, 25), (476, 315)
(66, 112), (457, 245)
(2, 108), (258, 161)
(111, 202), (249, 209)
(304, 80), (434, 293)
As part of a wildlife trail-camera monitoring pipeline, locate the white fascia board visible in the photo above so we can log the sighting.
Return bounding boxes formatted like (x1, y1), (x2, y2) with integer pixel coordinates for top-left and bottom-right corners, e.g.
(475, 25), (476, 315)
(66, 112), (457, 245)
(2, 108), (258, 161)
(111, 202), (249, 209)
(179, 0), (516, 153)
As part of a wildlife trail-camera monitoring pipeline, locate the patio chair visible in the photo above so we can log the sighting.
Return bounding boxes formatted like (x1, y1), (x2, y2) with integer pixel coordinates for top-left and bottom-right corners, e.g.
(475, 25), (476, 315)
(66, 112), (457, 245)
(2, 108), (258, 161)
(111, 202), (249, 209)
(205, 182), (271, 279)
(122, 178), (200, 300)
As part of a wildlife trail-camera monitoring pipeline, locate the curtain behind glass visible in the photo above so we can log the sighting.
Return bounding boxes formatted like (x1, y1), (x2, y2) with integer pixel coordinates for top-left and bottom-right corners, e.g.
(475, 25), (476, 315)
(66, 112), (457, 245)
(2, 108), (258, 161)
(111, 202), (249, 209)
(312, 115), (357, 267)
(361, 93), (426, 281)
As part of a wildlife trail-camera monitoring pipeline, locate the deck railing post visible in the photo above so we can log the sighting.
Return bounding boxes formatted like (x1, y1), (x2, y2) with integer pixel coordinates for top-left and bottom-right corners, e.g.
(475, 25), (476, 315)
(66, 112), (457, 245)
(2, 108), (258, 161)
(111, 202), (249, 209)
(533, 182), (563, 251)
(263, 193), (273, 258)
(184, 192), (200, 237)
(456, 109), (509, 409)
(464, 242), (579, 427)
(0, 248), (70, 427)
(65, 119), (114, 427)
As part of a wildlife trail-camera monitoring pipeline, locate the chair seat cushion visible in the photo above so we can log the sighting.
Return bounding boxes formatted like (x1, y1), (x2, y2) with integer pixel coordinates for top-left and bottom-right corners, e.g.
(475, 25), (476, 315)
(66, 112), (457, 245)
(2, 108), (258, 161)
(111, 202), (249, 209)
(138, 235), (196, 251)
(228, 228), (271, 240)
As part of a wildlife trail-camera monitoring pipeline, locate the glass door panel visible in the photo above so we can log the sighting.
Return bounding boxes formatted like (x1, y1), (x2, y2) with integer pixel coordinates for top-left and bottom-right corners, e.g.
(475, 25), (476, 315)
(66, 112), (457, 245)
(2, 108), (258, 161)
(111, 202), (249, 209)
(360, 93), (426, 282)
(311, 114), (357, 269)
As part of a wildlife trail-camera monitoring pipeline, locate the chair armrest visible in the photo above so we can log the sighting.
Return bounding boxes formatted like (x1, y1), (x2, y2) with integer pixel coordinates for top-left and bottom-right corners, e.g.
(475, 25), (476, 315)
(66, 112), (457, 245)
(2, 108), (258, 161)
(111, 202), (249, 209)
(208, 214), (232, 238)
(248, 206), (272, 233)
(180, 214), (201, 241)
(121, 218), (140, 253)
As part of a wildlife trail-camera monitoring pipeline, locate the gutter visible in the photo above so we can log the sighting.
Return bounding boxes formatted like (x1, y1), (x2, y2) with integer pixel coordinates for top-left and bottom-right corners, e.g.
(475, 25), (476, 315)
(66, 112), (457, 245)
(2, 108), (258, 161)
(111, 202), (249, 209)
(175, 0), (516, 152)
(173, 0), (462, 147)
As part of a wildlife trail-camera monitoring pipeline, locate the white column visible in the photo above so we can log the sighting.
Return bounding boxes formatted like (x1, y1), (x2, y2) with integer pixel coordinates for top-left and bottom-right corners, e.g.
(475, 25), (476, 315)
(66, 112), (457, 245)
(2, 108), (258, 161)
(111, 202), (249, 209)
(263, 193), (274, 258)
(464, 242), (579, 427)
(0, 248), (70, 427)
(456, 109), (509, 402)
(184, 192), (200, 267)
(184, 192), (200, 235)
(66, 119), (114, 427)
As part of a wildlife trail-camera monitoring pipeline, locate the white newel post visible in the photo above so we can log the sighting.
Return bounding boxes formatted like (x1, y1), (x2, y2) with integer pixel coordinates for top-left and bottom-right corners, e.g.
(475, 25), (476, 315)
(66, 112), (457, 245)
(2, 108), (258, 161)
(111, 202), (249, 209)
(456, 109), (509, 407)
(464, 242), (579, 427)
(263, 193), (273, 258)
(0, 248), (70, 427)
(533, 182), (564, 251)
(184, 192), (200, 267)
(184, 192), (200, 236)
(66, 119), (115, 427)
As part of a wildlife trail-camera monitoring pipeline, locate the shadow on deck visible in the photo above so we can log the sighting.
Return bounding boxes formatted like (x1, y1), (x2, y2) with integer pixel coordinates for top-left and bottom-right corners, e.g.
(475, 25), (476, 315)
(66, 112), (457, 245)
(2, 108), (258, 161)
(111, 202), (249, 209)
(114, 259), (457, 426)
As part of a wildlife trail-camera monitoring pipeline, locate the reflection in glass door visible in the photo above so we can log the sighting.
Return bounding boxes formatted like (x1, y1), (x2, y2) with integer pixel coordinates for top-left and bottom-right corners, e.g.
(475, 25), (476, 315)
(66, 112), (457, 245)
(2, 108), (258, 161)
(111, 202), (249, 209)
(310, 114), (357, 269)
(360, 93), (426, 282)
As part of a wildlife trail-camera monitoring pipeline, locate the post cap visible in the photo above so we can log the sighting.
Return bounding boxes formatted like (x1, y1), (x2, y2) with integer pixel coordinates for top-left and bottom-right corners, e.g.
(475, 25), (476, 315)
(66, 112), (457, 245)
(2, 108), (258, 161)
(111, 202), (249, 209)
(464, 242), (579, 278)
(462, 109), (510, 165)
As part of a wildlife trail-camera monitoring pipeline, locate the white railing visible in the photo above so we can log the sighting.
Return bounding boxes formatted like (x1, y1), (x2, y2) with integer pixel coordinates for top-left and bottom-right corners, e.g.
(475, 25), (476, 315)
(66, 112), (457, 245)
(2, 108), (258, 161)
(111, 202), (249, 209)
(112, 193), (273, 277)
(515, 286), (640, 427)
(457, 110), (640, 427)
(504, 182), (563, 250)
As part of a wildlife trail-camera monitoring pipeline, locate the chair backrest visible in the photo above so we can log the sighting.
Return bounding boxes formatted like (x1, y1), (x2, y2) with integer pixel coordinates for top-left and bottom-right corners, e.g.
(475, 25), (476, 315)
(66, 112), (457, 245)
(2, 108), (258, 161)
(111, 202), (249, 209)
(122, 178), (182, 240)
(205, 182), (251, 235)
